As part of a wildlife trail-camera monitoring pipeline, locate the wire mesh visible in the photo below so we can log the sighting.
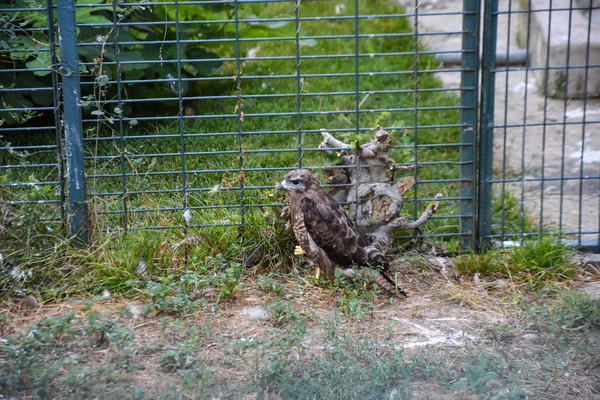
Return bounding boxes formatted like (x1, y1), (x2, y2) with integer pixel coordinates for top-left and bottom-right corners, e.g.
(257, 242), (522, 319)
(0, 1), (65, 249)
(47, 0), (469, 247)
(480, 0), (600, 251)
(6, 0), (596, 253)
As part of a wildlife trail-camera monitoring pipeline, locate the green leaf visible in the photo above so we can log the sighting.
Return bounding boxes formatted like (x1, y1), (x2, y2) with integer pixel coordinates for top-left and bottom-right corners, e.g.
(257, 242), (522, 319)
(75, 0), (113, 25)
(96, 75), (109, 87)
(9, 36), (40, 62)
(118, 50), (151, 81)
(26, 51), (53, 76)
(185, 47), (222, 76)
(463, 363), (483, 384)
(478, 352), (489, 369)
(75, 13), (112, 26)
(480, 371), (499, 383)
(452, 378), (468, 391)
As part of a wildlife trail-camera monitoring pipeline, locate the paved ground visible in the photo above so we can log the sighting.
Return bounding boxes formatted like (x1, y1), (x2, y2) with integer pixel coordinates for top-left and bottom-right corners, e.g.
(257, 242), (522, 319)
(398, 0), (599, 244)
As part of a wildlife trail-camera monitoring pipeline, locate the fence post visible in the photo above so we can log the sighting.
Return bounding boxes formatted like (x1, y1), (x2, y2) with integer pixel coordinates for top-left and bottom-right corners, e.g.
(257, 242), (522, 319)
(459, 0), (480, 251)
(478, 0), (498, 250)
(57, 0), (88, 243)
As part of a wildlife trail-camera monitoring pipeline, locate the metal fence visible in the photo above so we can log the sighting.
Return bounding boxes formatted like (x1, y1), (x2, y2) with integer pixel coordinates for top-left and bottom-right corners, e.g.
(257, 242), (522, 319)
(479, 0), (599, 252)
(1, 0), (598, 253)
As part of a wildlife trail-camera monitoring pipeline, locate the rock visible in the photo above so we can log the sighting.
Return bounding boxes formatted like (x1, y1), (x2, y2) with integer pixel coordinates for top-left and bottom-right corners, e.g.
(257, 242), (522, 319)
(583, 254), (600, 269)
(494, 279), (509, 290)
(15, 295), (39, 309)
(521, 333), (543, 343)
(196, 288), (217, 299)
(575, 282), (600, 300)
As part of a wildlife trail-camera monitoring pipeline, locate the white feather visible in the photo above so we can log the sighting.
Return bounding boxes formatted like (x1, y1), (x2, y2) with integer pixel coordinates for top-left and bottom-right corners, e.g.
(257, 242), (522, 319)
(183, 209), (192, 224)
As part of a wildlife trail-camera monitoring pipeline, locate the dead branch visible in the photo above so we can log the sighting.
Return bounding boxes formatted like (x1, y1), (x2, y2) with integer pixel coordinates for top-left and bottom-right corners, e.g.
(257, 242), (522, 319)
(316, 126), (442, 251)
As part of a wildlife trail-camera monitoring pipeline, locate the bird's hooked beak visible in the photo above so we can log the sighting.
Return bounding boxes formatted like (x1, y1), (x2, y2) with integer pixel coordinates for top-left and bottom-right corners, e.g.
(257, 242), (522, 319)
(276, 180), (287, 191)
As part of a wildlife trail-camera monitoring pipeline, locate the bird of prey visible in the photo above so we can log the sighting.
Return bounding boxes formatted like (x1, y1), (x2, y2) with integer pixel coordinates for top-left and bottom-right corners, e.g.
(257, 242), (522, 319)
(278, 169), (406, 297)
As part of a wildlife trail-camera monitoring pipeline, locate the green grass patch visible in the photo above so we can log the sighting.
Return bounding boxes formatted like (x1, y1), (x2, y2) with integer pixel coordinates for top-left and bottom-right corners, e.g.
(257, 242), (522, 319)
(455, 238), (577, 288)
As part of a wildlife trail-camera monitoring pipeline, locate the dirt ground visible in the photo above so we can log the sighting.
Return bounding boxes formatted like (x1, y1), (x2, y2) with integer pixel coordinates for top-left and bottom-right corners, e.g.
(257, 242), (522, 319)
(2, 258), (600, 399)
(398, 0), (599, 243)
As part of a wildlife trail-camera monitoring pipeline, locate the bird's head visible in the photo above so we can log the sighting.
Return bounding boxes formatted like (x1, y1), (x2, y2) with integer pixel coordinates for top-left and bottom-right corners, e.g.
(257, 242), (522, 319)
(277, 169), (321, 194)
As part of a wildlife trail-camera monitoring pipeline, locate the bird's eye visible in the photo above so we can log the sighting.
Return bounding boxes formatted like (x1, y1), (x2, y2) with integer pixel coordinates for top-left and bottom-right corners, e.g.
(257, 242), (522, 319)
(292, 179), (300, 185)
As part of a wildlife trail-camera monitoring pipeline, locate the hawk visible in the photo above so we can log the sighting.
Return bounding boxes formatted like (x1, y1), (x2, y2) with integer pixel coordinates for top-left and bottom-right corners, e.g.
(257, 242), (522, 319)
(278, 169), (406, 297)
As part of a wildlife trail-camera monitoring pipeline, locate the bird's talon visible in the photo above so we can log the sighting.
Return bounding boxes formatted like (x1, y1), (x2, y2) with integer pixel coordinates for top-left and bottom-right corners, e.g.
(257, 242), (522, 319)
(294, 246), (306, 256)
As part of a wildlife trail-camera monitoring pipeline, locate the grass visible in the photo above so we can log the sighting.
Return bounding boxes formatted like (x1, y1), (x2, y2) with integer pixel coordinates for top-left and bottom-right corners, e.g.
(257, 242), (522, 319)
(454, 238), (577, 288)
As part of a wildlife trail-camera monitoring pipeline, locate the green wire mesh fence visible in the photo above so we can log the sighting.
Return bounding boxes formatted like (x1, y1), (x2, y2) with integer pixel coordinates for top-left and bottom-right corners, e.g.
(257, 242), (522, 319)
(1, 0), (598, 253)
(479, 0), (599, 251)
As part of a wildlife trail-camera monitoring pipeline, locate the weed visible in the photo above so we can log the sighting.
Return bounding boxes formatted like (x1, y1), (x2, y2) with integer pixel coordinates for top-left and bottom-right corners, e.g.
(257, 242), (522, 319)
(509, 239), (576, 287)
(143, 273), (207, 315)
(256, 275), (285, 295)
(491, 190), (536, 239)
(325, 269), (382, 320)
(452, 352), (500, 395)
(175, 367), (213, 395)
(455, 250), (506, 277)
(484, 322), (518, 343)
(522, 291), (600, 345)
(157, 337), (200, 372)
(0, 310), (137, 397)
(0, 312), (9, 335)
(336, 293), (376, 320)
(454, 239), (576, 288)
(253, 333), (417, 399)
(268, 299), (307, 327)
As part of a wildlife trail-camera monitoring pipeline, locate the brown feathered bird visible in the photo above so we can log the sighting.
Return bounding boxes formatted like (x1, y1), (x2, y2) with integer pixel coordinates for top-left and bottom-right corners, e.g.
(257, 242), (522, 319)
(278, 169), (406, 296)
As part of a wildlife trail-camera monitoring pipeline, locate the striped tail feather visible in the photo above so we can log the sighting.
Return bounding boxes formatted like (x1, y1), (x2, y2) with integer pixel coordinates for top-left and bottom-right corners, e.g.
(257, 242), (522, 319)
(374, 271), (408, 297)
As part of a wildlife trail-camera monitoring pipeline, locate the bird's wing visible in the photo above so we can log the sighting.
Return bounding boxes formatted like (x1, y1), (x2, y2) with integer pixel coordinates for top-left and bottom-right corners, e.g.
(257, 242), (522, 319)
(301, 193), (377, 270)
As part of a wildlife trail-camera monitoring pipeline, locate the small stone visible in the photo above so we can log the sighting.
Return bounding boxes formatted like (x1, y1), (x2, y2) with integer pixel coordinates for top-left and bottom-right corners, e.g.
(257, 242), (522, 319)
(16, 295), (39, 309)
(494, 279), (509, 290)
(521, 333), (543, 343)
(583, 254), (600, 269)
(197, 288), (217, 299)
(576, 282), (600, 300)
